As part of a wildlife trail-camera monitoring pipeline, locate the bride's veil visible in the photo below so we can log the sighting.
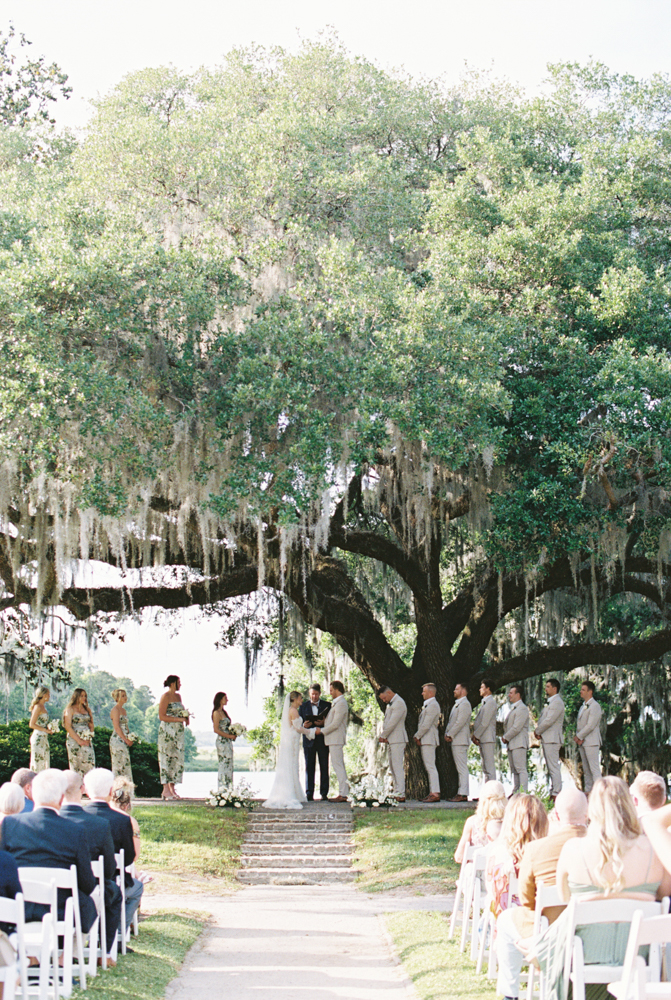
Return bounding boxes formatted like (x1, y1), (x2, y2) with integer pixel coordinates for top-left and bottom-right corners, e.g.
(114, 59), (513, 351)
(279, 692), (292, 739)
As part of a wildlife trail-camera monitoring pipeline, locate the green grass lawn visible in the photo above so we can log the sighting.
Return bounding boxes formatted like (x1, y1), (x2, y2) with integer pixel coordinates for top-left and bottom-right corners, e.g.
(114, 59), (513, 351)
(77, 911), (205, 1000)
(135, 804), (248, 893)
(385, 911), (496, 1000)
(353, 808), (472, 893)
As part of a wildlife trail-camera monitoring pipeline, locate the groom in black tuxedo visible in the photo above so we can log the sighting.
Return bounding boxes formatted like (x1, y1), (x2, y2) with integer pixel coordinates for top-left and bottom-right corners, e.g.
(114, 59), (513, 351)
(299, 684), (330, 801)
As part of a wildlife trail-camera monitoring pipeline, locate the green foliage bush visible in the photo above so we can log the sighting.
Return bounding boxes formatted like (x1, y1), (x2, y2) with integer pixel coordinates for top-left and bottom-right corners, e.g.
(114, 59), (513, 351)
(0, 720), (162, 797)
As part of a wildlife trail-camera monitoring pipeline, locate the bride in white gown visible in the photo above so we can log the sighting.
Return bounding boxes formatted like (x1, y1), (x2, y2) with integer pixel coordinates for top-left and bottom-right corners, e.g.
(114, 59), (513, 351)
(262, 691), (316, 809)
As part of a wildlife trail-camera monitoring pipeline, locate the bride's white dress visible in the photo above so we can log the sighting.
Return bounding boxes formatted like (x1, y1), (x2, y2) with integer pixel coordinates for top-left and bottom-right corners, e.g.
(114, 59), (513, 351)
(262, 697), (315, 810)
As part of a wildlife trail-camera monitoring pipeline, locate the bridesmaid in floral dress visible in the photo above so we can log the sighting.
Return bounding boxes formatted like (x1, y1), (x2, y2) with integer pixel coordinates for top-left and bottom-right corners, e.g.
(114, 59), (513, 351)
(63, 688), (96, 777)
(212, 692), (237, 789)
(29, 686), (52, 772)
(157, 675), (190, 800)
(110, 688), (134, 782)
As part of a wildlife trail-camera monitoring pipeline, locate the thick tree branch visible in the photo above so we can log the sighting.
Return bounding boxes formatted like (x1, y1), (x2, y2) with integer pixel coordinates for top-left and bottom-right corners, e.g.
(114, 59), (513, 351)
(475, 628), (671, 691)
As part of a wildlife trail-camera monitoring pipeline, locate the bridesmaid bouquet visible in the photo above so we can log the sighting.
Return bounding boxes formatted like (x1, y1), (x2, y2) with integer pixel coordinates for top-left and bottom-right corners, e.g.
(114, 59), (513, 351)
(173, 707), (193, 720)
(349, 774), (398, 808)
(230, 723), (247, 737)
(208, 779), (256, 809)
(127, 731), (139, 742)
(46, 720), (60, 734)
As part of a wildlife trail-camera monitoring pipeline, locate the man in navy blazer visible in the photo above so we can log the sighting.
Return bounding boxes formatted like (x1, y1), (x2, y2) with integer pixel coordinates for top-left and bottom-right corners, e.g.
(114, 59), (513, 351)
(62, 770), (121, 956)
(0, 769), (97, 931)
(83, 769), (143, 926)
(298, 684), (331, 801)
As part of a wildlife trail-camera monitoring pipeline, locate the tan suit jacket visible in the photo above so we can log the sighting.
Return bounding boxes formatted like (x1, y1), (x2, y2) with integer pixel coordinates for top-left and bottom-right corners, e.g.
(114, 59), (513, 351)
(536, 695), (564, 744)
(512, 824), (587, 937)
(414, 698), (440, 746)
(445, 697), (471, 745)
(381, 695), (408, 744)
(320, 695), (348, 746)
(473, 695), (497, 743)
(576, 698), (602, 746)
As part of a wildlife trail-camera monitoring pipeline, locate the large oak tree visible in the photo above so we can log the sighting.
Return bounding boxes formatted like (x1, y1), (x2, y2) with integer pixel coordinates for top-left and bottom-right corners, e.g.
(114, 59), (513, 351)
(1, 40), (670, 794)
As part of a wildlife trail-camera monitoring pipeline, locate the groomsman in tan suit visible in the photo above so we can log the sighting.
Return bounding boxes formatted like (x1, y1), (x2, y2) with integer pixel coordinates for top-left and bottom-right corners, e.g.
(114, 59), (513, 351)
(534, 678), (565, 799)
(502, 684), (529, 793)
(445, 682), (472, 802)
(414, 683), (441, 803)
(378, 686), (408, 801)
(574, 680), (602, 794)
(472, 678), (497, 783)
(315, 680), (349, 801)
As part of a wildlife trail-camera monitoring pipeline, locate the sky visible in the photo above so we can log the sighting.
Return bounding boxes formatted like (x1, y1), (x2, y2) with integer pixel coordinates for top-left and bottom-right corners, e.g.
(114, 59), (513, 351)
(5, 0), (671, 725)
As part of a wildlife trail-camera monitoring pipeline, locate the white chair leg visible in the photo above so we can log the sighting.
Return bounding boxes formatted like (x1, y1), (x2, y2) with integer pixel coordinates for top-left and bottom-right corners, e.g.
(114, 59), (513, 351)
(449, 871), (464, 939)
(476, 909), (490, 974)
(470, 878), (482, 962)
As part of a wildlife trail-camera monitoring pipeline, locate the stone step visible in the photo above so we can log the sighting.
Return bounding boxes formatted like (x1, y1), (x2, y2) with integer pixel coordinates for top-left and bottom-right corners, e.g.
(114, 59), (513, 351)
(236, 868), (357, 885)
(246, 822), (352, 834)
(241, 842), (352, 856)
(240, 855), (352, 868)
(243, 832), (353, 844)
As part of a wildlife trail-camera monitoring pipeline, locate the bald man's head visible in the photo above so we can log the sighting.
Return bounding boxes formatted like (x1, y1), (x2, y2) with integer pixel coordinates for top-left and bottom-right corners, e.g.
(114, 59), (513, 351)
(554, 785), (588, 826)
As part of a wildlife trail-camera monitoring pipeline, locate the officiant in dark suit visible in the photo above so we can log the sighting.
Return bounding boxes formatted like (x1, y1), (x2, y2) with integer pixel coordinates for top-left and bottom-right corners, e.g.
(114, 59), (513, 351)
(298, 684), (330, 801)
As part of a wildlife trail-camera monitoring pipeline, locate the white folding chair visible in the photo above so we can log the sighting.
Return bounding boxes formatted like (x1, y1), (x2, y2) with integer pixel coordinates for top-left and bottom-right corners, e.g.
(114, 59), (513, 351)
(459, 844), (492, 961)
(0, 893), (25, 1000)
(115, 851), (128, 955)
(19, 866), (88, 997)
(477, 870), (519, 978)
(17, 878), (59, 1000)
(468, 844), (496, 962)
(526, 880), (564, 1000)
(608, 910), (671, 1000)
(449, 844), (477, 940)
(564, 896), (669, 1000)
(89, 856), (107, 973)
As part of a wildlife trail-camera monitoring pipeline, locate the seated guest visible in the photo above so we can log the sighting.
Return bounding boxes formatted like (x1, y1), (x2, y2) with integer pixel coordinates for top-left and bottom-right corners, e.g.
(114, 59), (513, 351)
(111, 777), (141, 864)
(0, 783), (24, 821)
(486, 794), (548, 920)
(532, 777), (671, 1000)
(630, 770), (667, 817)
(455, 780), (507, 863)
(83, 769), (143, 927)
(61, 770), (121, 962)
(11, 768), (36, 813)
(495, 785), (588, 1000)
(0, 768), (97, 931)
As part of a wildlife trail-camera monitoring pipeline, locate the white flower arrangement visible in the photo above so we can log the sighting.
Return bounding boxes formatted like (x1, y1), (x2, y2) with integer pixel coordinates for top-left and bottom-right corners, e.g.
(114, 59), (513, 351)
(46, 720), (60, 735)
(127, 731), (138, 742)
(349, 774), (398, 808)
(229, 722), (247, 737)
(208, 779), (256, 809)
(173, 707), (192, 720)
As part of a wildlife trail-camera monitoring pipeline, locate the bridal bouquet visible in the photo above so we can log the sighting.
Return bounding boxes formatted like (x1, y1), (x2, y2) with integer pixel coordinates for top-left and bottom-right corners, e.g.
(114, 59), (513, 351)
(173, 707), (192, 720)
(46, 720), (60, 735)
(349, 774), (398, 808)
(230, 723), (247, 737)
(208, 779), (256, 809)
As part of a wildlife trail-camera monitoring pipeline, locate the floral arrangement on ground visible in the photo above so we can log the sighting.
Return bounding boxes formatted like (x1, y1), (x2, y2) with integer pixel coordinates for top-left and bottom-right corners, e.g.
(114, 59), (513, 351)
(349, 774), (398, 808)
(208, 778), (257, 808)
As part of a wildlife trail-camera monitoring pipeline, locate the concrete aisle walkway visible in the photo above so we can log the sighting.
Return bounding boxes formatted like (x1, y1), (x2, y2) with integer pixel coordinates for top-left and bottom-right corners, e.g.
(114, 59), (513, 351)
(162, 885), (422, 1000)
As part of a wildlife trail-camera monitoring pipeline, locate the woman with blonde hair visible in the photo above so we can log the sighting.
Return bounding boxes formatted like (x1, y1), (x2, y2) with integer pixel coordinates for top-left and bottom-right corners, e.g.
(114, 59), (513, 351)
(455, 780), (507, 863)
(28, 686), (52, 772)
(110, 688), (134, 782)
(533, 777), (671, 1000)
(486, 793), (548, 918)
(63, 688), (95, 777)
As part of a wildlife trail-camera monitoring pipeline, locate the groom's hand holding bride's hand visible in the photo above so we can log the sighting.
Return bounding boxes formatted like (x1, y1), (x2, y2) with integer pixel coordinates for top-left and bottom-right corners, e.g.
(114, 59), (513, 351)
(314, 728), (322, 735)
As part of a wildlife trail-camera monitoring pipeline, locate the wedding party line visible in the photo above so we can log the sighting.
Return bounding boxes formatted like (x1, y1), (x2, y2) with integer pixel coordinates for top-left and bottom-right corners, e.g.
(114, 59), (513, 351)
(22, 671), (610, 808)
